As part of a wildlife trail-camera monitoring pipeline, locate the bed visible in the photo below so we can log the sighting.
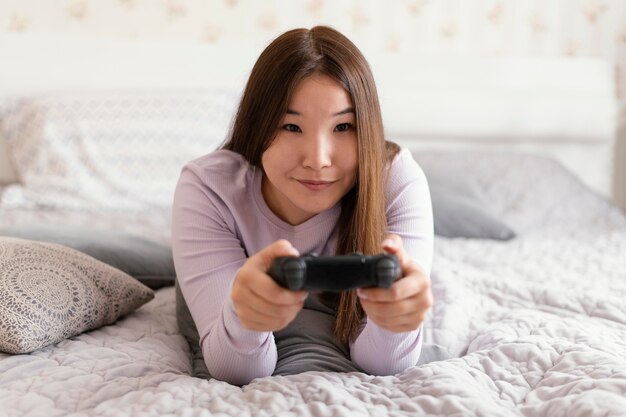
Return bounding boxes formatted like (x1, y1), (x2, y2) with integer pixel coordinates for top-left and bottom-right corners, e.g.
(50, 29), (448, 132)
(1, 42), (626, 416)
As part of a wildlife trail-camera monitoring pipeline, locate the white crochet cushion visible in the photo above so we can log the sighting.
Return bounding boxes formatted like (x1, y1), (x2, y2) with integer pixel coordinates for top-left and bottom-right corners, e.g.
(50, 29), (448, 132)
(0, 237), (154, 354)
(1, 89), (240, 211)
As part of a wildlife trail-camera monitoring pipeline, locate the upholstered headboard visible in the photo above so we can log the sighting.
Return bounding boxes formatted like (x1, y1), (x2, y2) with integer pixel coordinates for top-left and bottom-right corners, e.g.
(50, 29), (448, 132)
(370, 55), (622, 207)
(0, 134), (18, 185)
(0, 34), (623, 208)
(615, 114), (626, 207)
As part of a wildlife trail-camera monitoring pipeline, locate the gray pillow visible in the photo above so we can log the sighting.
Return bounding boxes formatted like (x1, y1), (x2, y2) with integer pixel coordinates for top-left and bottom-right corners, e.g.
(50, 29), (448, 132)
(425, 171), (516, 240)
(0, 225), (175, 289)
(0, 236), (154, 354)
(430, 187), (516, 240)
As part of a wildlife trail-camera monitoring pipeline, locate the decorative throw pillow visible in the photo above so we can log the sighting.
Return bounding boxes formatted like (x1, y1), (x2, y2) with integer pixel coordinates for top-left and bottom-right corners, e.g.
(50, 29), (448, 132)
(0, 237), (154, 354)
(0, 225), (175, 289)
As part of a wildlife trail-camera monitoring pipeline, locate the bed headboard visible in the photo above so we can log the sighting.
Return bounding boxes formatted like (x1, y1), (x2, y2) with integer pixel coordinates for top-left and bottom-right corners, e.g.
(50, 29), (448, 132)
(370, 55), (622, 208)
(0, 133), (18, 185)
(0, 34), (623, 209)
(615, 111), (626, 207)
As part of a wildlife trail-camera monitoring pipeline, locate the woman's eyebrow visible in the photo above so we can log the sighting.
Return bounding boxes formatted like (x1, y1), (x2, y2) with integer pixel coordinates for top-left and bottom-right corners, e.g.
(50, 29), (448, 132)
(333, 107), (355, 116)
(285, 107), (355, 116)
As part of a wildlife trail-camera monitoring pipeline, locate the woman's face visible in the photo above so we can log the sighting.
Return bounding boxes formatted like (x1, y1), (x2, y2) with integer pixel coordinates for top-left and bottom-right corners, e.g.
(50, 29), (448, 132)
(261, 73), (358, 226)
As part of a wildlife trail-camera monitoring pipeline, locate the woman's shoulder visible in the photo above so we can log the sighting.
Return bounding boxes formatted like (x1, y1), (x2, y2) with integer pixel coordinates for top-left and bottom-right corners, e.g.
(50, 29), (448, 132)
(384, 146), (430, 205)
(180, 149), (256, 194)
(186, 149), (249, 174)
(387, 147), (426, 181)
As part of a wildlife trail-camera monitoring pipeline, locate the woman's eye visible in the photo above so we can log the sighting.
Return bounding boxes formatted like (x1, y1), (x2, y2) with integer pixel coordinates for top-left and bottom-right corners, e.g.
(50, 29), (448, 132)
(334, 123), (354, 132)
(283, 124), (301, 133)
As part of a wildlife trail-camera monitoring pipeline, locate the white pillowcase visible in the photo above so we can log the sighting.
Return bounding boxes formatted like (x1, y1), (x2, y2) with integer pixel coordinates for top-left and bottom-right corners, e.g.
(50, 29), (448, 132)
(2, 89), (240, 211)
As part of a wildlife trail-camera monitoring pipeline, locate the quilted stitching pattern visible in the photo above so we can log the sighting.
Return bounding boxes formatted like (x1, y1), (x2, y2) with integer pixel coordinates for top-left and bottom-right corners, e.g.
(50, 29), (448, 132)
(0, 152), (625, 415)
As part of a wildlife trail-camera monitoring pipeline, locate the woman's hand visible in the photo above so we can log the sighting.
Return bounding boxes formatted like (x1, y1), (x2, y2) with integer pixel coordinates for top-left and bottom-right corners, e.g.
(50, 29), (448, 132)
(356, 234), (433, 333)
(230, 239), (308, 332)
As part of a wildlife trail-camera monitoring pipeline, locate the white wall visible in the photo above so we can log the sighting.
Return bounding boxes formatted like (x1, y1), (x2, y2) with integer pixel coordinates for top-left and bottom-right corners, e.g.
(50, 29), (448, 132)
(1, 0), (625, 94)
(0, 0), (624, 202)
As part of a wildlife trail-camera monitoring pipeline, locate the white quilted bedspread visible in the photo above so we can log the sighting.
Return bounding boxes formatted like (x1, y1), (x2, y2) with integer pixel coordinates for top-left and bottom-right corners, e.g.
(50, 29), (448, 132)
(1, 153), (626, 416)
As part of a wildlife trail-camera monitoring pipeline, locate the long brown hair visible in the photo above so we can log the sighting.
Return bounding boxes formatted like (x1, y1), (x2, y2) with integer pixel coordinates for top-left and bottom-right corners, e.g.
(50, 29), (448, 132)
(222, 26), (399, 344)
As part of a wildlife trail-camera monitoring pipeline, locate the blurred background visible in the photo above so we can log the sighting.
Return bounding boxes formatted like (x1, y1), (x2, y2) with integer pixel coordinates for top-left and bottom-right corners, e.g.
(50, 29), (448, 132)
(0, 0), (624, 91)
(1, 0), (625, 208)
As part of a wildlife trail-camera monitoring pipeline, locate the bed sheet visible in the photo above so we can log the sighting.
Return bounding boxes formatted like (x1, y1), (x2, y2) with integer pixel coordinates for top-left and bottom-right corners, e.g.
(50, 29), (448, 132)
(1, 152), (626, 416)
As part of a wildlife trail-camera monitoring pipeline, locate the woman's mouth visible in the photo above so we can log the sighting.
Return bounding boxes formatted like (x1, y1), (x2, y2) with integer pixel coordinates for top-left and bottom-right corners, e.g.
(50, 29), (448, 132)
(298, 180), (335, 191)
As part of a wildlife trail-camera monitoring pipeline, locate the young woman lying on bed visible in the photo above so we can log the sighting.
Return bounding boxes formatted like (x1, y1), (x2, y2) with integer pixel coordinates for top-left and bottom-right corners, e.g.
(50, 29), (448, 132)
(172, 25), (440, 386)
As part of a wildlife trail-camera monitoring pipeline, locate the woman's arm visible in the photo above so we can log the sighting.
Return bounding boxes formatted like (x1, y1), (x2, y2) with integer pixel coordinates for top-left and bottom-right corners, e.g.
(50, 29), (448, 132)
(350, 149), (434, 375)
(172, 166), (277, 385)
(351, 236), (431, 375)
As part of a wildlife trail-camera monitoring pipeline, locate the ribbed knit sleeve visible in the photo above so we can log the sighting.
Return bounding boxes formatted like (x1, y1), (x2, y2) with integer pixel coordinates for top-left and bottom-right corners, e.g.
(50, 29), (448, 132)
(172, 150), (342, 385)
(350, 148), (434, 375)
(171, 158), (277, 386)
(172, 149), (433, 382)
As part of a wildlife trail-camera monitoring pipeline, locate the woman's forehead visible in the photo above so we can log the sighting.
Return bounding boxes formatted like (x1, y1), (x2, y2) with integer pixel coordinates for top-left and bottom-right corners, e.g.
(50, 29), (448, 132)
(287, 74), (353, 114)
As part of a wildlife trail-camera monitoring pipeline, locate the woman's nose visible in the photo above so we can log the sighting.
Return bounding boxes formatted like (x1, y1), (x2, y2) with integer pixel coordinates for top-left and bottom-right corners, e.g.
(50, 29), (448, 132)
(302, 133), (332, 170)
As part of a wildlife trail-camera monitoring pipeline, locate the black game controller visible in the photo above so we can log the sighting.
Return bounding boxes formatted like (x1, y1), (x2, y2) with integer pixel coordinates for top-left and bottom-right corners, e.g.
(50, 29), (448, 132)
(268, 253), (401, 292)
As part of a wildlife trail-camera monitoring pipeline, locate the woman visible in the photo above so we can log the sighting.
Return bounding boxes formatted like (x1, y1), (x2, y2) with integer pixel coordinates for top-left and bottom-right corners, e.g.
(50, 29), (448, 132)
(172, 26), (434, 386)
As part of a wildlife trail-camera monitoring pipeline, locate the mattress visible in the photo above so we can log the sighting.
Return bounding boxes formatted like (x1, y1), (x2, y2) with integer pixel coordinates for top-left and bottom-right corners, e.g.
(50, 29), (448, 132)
(1, 151), (625, 416)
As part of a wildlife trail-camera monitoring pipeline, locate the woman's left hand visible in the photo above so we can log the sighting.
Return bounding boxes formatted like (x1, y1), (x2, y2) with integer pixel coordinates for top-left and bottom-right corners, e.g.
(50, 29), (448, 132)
(356, 234), (433, 333)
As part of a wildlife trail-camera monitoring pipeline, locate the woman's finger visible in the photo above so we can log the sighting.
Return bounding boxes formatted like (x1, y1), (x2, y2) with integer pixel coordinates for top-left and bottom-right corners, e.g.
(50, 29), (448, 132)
(360, 291), (432, 319)
(238, 239), (308, 305)
(237, 284), (303, 317)
(357, 264), (428, 302)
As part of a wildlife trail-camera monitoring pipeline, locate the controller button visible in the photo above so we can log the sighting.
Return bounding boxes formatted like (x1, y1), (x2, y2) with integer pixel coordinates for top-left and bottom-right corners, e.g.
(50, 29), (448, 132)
(283, 258), (306, 290)
(376, 258), (399, 288)
(376, 258), (394, 271)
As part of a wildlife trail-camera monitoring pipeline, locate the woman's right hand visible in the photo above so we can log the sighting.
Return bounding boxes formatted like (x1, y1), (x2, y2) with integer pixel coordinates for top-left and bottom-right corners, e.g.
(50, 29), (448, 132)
(230, 239), (309, 332)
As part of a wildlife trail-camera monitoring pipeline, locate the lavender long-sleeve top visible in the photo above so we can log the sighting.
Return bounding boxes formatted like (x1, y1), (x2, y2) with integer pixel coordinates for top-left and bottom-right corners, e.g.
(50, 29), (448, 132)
(171, 148), (433, 385)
